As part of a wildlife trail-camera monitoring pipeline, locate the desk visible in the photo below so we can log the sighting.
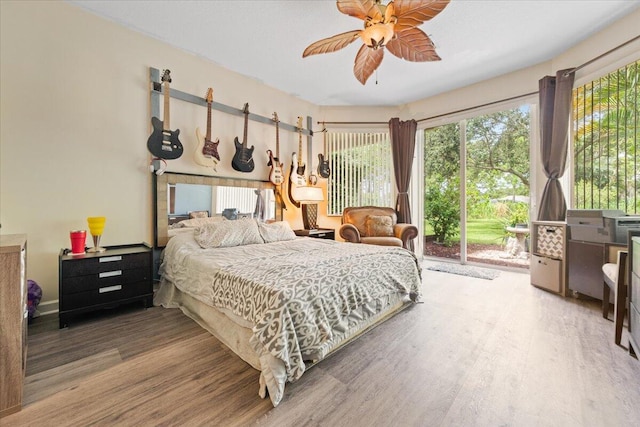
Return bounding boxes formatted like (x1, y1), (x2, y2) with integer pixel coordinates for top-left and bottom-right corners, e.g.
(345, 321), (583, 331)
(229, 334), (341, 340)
(505, 226), (530, 256)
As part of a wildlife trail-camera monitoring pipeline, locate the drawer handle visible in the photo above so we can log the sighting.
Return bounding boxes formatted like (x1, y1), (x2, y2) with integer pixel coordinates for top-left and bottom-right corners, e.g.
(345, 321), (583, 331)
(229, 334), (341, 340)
(100, 256), (122, 263)
(99, 285), (122, 293)
(99, 270), (122, 278)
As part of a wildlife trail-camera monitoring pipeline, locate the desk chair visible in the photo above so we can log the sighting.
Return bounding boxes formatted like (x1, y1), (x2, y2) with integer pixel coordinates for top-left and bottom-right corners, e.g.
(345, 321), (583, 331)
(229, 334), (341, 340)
(602, 250), (629, 345)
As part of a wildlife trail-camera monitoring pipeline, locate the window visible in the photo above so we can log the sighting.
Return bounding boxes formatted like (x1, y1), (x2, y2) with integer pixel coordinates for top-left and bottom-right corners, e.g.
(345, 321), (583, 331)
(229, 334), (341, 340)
(572, 60), (639, 214)
(326, 131), (394, 216)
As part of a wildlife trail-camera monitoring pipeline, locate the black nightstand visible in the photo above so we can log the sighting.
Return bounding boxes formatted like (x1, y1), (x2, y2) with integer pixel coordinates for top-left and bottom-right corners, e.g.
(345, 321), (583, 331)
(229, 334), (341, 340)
(58, 243), (153, 328)
(294, 228), (335, 240)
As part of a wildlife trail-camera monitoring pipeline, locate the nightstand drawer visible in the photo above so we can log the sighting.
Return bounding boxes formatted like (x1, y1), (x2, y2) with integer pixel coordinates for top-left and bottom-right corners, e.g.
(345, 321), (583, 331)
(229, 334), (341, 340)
(61, 267), (150, 294)
(294, 229), (335, 240)
(61, 252), (149, 277)
(61, 281), (151, 311)
(312, 231), (333, 239)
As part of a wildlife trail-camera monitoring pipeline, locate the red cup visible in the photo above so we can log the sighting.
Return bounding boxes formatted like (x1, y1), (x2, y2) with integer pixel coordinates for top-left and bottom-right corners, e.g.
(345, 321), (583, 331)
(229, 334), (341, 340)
(70, 230), (86, 254)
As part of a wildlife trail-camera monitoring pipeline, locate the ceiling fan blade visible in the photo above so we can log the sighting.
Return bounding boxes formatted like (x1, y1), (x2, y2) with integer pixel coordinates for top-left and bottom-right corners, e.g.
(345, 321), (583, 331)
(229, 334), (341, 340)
(337, 0), (383, 22)
(386, 27), (441, 62)
(353, 45), (384, 85)
(303, 30), (362, 57)
(393, 0), (451, 32)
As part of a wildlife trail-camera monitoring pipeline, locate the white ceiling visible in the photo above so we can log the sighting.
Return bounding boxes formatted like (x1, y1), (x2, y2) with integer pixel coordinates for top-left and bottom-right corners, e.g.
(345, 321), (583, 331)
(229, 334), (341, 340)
(68, 0), (639, 106)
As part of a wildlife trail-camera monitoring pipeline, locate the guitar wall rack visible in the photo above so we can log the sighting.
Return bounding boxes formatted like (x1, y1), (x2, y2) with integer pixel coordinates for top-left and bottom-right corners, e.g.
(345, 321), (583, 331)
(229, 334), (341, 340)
(149, 67), (314, 167)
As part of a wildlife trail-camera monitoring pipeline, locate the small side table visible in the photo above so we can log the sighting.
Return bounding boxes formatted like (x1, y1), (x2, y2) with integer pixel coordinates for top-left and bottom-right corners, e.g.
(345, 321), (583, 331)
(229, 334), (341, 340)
(58, 243), (153, 328)
(294, 228), (335, 240)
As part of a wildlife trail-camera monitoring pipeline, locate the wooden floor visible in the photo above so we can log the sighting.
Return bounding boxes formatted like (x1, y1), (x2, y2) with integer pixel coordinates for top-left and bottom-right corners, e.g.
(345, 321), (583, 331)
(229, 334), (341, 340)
(5, 261), (640, 426)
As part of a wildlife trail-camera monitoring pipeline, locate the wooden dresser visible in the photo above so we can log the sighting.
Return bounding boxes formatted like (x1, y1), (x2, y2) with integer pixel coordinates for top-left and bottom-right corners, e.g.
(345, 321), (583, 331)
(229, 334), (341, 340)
(0, 234), (27, 418)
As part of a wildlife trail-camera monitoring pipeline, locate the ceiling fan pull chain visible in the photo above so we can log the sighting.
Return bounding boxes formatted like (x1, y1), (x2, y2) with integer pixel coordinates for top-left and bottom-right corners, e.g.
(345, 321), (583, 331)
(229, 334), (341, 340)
(375, 69), (378, 85)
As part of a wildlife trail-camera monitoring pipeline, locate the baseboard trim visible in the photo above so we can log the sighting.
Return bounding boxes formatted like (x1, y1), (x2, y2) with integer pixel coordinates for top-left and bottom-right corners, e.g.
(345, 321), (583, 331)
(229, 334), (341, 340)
(37, 299), (59, 315)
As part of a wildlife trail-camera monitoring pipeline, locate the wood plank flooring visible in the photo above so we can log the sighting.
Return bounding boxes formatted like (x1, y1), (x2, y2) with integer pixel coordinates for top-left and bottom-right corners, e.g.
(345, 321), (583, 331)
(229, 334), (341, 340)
(4, 261), (640, 426)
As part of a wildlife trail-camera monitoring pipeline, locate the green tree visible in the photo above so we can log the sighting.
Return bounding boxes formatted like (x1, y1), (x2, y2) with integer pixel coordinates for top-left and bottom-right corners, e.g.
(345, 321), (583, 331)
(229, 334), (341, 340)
(424, 123), (461, 243)
(466, 108), (530, 190)
(423, 109), (531, 227)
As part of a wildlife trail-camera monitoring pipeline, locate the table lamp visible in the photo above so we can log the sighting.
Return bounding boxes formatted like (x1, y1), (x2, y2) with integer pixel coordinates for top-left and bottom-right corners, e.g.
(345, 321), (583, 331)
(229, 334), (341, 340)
(87, 216), (106, 253)
(291, 186), (324, 229)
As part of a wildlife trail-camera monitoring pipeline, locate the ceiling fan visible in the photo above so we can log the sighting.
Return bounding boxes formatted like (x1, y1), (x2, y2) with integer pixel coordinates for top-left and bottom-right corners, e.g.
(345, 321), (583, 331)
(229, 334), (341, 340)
(303, 0), (450, 85)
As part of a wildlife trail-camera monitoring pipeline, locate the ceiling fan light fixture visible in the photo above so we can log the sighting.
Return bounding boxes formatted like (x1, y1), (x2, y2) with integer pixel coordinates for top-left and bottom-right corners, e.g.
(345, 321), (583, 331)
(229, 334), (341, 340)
(360, 22), (395, 49)
(302, 0), (451, 85)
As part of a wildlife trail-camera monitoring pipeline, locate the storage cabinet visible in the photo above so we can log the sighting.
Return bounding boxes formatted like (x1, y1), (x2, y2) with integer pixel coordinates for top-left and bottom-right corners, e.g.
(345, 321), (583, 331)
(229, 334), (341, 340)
(58, 243), (153, 328)
(0, 234), (27, 418)
(530, 221), (566, 295)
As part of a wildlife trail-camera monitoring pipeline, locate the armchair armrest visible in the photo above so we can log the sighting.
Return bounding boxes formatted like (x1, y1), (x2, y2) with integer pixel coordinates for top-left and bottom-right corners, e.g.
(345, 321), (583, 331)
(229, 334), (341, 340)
(340, 224), (361, 243)
(394, 223), (418, 249)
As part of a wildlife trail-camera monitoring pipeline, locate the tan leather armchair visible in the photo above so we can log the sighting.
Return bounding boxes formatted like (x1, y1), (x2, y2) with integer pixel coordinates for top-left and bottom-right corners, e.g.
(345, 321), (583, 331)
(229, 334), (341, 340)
(339, 206), (418, 250)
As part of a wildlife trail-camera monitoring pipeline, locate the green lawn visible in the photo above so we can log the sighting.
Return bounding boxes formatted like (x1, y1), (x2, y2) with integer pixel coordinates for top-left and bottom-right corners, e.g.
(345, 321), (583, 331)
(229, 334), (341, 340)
(424, 218), (506, 245)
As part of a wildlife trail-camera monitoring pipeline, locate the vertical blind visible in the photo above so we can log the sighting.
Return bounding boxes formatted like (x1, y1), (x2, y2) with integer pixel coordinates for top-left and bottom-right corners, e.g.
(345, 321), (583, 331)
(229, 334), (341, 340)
(573, 60), (639, 214)
(326, 132), (394, 215)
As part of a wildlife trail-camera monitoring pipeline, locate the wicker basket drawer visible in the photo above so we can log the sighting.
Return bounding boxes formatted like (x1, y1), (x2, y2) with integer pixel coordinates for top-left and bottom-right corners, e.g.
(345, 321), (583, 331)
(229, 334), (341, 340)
(536, 225), (564, 259)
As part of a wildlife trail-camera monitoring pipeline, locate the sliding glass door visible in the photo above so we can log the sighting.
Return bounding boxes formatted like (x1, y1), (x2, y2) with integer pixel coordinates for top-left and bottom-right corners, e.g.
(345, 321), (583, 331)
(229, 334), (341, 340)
(424, 123), (461, 261)
(423, 105), (532, 269)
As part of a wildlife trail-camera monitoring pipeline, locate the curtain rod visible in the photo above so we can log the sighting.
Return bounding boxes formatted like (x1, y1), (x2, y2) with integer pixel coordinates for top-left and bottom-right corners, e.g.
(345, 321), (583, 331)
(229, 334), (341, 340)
(317, 91), (538, 126)
(416, 91), (538, 123)
(320, 35), (639, 127)
(318, 121), (388, 125)
(563, 34), (640, 76)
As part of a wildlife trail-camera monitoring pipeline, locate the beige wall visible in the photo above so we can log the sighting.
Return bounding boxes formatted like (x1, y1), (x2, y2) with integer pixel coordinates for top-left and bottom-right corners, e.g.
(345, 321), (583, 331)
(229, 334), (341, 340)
(0, 0), (325, 308)
(1, 1), (638, 308)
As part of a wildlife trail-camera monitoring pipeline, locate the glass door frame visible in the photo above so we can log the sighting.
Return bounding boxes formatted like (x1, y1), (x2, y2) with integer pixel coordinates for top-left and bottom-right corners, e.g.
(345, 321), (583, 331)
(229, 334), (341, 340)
(413, 95), (540, 266)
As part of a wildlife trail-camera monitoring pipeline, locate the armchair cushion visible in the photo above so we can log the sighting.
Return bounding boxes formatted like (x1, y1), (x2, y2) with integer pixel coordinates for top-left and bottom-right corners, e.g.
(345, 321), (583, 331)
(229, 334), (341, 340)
(365, 215), (394, 237)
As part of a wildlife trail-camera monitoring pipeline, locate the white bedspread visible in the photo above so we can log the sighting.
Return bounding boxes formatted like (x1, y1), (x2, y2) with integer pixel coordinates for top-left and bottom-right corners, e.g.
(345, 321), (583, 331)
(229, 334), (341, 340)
(160, 233), (422, 396)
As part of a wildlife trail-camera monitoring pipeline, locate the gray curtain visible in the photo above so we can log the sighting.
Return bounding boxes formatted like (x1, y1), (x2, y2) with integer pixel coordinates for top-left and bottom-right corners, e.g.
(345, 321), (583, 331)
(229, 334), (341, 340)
(538, 68), (575, 221)
(389, 117), (417, 250)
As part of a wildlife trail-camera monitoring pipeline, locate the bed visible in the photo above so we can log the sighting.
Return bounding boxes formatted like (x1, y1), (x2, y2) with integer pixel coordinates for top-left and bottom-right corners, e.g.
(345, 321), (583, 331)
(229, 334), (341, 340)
(154, 218), (422, 406)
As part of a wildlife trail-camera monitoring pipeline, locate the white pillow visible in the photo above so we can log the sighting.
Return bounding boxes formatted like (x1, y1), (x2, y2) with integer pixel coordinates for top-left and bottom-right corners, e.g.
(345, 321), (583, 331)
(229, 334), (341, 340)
(194, 218), (263, 248)
(258, 221), (297, 243)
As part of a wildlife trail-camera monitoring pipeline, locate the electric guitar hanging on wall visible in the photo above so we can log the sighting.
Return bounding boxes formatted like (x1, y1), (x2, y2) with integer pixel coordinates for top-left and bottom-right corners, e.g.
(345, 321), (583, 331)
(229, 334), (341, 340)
(268, 112), (286, 210)
(288, 116), (306, 207)
(194, 88), (220, 169)
(231, 103), (255, 173)
(267, 112), (284, 185)
(147, 69), (184, 160)
(289, 116), (307, 186)
(317, 127), (331, 178)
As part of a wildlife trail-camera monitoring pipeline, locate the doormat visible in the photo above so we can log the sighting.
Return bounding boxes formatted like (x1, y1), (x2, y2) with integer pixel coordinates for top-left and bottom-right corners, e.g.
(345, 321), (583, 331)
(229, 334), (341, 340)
(426, 263), (501, 280)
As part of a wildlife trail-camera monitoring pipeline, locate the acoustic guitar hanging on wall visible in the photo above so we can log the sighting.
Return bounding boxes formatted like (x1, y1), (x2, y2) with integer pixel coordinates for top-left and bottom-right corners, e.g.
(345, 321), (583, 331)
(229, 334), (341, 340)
(231, 103), (255, 173)
(147, 69), (184, 160)
(194, 88), (220, 169)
